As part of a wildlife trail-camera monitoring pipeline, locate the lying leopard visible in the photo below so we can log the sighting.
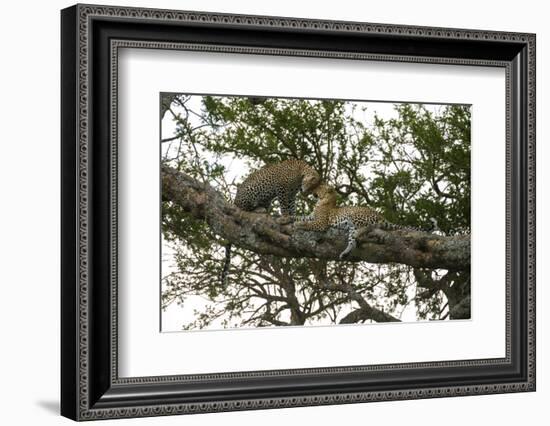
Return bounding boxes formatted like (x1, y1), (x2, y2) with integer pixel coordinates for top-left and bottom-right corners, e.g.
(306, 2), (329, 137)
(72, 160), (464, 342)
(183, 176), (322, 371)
(295, 184), (436, 259)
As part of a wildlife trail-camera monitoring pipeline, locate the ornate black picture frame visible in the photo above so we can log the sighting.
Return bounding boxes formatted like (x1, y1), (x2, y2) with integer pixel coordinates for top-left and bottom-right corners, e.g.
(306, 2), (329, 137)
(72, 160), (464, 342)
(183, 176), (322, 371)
(61, 4), (536, 421)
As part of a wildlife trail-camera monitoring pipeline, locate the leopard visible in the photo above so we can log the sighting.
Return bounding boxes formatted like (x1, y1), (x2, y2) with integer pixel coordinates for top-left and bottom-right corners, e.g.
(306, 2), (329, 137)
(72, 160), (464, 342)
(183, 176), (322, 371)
(233, 158), (321, 216)
(222, 159), (321, 284)
(294, 184), (437, 259)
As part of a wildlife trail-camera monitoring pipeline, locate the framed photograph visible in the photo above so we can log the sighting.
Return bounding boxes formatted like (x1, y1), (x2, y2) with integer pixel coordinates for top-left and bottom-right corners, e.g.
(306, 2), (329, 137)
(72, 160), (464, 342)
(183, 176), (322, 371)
(61, 4), (536, 421)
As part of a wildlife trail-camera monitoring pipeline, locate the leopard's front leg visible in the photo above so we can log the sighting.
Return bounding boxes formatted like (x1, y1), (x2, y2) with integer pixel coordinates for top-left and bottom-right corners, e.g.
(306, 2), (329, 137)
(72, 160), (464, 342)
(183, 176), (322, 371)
(292, 213), (314, 222)
(277, 213), (315, 225)
(294, 218), (328, 232)
(277, 189), (297, 217)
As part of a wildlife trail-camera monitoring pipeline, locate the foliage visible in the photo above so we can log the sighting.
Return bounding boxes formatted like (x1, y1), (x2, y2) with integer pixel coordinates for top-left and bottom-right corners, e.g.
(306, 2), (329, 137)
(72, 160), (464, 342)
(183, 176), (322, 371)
(161, 94), (471, 329)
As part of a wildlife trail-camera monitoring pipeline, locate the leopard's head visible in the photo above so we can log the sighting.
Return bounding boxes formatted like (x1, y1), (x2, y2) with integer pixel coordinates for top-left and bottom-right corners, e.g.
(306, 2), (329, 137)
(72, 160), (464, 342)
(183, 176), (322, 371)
(301, 169), (321, 194)
(312, 184), (337, 206)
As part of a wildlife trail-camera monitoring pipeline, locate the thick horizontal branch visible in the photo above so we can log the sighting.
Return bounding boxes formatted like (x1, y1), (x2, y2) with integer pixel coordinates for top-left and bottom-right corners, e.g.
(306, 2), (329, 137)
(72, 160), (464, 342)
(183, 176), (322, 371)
(162, 166), (470, 270)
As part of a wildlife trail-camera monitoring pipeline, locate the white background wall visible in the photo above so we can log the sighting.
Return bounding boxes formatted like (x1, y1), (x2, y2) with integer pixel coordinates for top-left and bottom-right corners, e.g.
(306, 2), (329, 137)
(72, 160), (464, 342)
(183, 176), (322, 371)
(0, 0), (546, 424)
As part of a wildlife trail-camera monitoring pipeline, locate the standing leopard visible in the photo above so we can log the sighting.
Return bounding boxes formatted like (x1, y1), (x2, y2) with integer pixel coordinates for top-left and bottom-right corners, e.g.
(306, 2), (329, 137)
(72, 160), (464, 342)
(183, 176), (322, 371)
(222, 159), (321, 284)
(295, 184), (436, 259)
(233, 159), (320, 215)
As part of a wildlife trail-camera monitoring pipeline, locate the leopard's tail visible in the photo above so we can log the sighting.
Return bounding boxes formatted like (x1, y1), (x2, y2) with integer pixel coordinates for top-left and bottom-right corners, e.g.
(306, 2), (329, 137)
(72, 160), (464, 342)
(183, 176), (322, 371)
(379, 217), (438, 233)
(221, 243), (232, 286)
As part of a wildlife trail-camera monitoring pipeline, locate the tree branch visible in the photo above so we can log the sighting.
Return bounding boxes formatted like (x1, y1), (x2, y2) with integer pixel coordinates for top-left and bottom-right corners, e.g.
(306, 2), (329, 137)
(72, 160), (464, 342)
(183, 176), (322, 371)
(316, 278), (401, 323)
(339, 306), (400, 324)
(162, 166), (470, 270)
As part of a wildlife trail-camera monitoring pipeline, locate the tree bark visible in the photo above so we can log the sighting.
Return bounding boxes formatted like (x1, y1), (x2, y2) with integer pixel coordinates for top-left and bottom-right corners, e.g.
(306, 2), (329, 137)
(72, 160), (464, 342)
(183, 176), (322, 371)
(162, 166), (470, 271)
